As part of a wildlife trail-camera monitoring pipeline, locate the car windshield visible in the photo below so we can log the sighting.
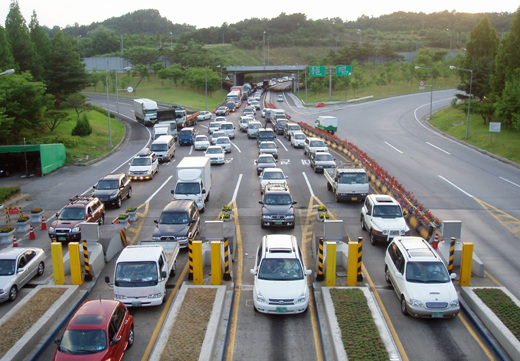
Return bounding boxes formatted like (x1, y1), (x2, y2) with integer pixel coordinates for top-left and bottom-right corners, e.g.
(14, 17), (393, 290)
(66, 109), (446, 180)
(179, 130), (192, 136)
(206, 148), (222, 154)
(59, 208), (85, 221)
(294, 134), (305, 139)
(175, 182), (201, 195)
(115, 261), (158, 286)
(405, 261), (451, 283)
(315, 154), (333, 161)
(264, 193), (292, 205)
(96, 179), (118, 190)
(150, 143), (167, 152)
(258, 258), (303, 280)
(338, 173), (367, 184)
(259, 157), (275, 164)
(131, 157), (151, 166)
(249, 123), (261, 129)
(195, 136), (208, 142)
(260, 143), (275, 149)
(263, 171), (284, 180)
(160, 211), (189, 224)
(0, 259), (16, 276)
(310, 140), (325, 147)
(59, 329), (107, 354)
(216, 138), (229, 144)
(373, 205), (402, 217)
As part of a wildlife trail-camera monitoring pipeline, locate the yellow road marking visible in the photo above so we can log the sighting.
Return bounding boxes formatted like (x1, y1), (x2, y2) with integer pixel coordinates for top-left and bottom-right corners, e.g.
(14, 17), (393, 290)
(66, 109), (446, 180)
(458, 310), (498, 360)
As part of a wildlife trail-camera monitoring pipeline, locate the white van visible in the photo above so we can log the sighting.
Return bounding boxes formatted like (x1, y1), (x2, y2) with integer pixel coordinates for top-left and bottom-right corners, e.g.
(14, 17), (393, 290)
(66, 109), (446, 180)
(150, 135), (176, 162)
(153, 124), (172, 140)
(219, 122), (235, 139)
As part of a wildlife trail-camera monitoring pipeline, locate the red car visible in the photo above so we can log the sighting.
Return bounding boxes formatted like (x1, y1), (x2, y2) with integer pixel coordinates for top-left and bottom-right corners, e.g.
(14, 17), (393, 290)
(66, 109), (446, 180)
(53, 299), (134, 360)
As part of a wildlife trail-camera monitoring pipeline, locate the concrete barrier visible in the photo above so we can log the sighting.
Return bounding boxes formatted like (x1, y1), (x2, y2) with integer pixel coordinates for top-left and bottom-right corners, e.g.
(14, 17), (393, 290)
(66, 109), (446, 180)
(437, 239), (484, 277)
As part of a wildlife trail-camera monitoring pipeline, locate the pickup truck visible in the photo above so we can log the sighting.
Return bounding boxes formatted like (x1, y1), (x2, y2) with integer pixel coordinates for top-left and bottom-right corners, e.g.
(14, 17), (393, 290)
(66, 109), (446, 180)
(106, 240), (179, 307)
(324, 166), (369, 202)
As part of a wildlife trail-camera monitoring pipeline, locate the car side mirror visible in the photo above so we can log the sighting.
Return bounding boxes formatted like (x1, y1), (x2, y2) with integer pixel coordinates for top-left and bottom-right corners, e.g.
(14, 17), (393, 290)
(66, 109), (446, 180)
(154, 219), (159, 224)
(250, 269), (257, 275)
(54, 338), (61, 346)
(450, 273), (457, 280)
(305, 270), (312, 276)
(171, 190), (174, 194)
(161, 271), (167, 279)
(292, 201), (297, 205)
(110, 336), (121, 346)
(55, 212), (60, 218)
(202, 189), (206, 194)
(92, 185), (97, 189)
(259, 201), (264, 205)
(395, 272), (403, 279)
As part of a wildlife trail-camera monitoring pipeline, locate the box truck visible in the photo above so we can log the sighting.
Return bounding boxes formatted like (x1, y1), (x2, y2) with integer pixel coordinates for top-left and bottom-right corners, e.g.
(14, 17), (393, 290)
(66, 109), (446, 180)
(172, 156), (211, 211)
(133, 98), (158, 126)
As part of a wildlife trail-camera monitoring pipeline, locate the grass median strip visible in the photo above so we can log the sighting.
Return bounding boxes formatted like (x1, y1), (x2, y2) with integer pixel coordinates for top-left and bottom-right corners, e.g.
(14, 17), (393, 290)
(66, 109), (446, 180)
(0, 287), (66, 357)
(474, 288), (520, 342)
(159, 287), (217, 361)
(330, 288), (390, 361)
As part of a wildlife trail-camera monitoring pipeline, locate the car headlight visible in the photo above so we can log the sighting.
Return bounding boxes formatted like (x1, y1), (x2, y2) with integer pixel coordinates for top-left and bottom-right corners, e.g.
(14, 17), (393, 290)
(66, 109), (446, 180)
(108, 193), (118, 200)
(148, 293), (162, 299)
(177, 236), (187, 242)
(152, 235), (161, 241)
(286, 215), (294, 220)
(409, 298), (424, 307)
(296, 293), (307, 304)
(450, 299), (459, 307)
(0, 289), (4, 295)
(72, 226), (80, 233)
(49, 227), (55, 233)
(115, 294), (127, 299)
(382, 230), (389, 235)
(256, 292), (266, 304)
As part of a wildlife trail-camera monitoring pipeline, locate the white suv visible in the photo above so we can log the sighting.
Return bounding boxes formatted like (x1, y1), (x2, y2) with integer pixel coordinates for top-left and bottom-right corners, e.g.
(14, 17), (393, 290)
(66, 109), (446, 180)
(385, 237), (459, 318)
(303, 137), (328, 157)
(361, 194), (410, 245)
(250, 234), (312, 314)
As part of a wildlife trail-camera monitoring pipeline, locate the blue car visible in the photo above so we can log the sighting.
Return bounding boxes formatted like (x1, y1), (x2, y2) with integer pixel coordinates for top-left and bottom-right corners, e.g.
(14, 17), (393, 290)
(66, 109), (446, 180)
(178, 127), (196, 145)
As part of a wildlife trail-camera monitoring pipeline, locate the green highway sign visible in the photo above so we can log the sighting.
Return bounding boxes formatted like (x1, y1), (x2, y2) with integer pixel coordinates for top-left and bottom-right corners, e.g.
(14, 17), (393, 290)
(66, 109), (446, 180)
(336, 65), (352, 76)
(310, 66), (326, 77)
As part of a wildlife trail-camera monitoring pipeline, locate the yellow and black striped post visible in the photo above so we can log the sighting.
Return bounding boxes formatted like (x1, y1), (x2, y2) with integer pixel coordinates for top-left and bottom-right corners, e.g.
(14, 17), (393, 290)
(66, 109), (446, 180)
(223, 237), (231, 281)
(82, 240), (92, 282)
(448, 237), (456, 273)
(188, 238), (194, 280)
(316, 237), (325, 281)
(357, 237), (363, 282)
(119, 229), (128, 248)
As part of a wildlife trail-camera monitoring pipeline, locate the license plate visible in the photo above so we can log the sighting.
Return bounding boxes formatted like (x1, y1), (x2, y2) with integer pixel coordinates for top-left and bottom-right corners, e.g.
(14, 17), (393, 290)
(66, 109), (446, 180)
(274, 221), (283, 225)
(351, 197), (358, 201)
(132, 301), (142, 307)
(58, 237), (66, 241)
(432, 312), (444, 318)
(276, 307), (287, 313)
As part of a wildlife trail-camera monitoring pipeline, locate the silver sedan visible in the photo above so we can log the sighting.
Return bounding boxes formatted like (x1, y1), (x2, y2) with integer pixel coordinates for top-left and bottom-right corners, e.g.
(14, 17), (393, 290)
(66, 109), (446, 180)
(0, 247), (46, 303)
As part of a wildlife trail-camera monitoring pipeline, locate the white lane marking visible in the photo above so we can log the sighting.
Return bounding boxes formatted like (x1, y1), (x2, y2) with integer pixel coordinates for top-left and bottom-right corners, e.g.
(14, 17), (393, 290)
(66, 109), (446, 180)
(232, 142), (241, 152)
(277, 138), (288, 151)
(384, 141), (403, 154)
(426, 142), (450, 155)
(146, 175), (173, 203)
(438, 175), (474, 198)
(232, 174), (243, 201)
(500, 177), (520, 188)
(302, 172), (315, 197)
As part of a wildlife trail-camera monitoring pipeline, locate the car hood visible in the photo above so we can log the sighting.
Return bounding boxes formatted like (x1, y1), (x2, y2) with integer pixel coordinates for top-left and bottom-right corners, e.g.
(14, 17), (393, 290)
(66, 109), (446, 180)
(129, 165), (152, 172)
(372, 217), (409, 231)
(258, 163), (276, 170)
(315, 161), (336, 167)
(0, 275), (15, 291)
(406, 282), (458, 303)
(51, 219), (83, 230)
(153, 223), (189, 238)
(255, 278), (307, 299)
(262, 204), (293, 214)
(92, 189), (118, 198)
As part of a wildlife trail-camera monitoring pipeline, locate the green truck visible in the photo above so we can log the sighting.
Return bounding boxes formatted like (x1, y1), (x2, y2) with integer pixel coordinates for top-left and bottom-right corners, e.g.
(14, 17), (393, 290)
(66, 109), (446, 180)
(315, 115), (338, 134)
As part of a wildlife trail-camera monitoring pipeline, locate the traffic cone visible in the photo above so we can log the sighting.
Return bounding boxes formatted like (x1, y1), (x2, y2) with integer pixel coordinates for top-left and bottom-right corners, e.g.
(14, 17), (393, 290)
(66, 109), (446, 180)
(29, 224), (36, 240)
(12, 235), (18, 247)
(432, 234), (439, 250)
(40, 216), (47, 231)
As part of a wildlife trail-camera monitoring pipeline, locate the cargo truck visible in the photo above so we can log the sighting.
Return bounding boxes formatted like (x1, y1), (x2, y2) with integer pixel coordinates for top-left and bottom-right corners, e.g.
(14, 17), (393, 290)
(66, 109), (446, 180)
(315, 115), (338, 134)
(324, 166), (369, 202)
(106, 241), (179, 307)
(172, 156), (211, 211)
(133, 98), (158, 126)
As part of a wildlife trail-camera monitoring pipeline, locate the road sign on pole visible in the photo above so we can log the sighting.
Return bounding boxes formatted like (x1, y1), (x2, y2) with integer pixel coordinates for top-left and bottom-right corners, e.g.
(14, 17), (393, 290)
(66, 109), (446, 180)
(336, 65), (352, 76)
(310, 66), (326, 77)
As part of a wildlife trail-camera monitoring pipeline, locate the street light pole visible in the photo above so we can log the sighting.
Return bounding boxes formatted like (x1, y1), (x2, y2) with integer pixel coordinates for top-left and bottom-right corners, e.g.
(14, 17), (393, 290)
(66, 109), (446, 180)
(415, 66), (433, 121)
(263, 31), (266, 68)
(217, 65), (223, 102)
(205, 66), (208, 111)
(450, 65), (473, 140)
(105, 72), (113, 148)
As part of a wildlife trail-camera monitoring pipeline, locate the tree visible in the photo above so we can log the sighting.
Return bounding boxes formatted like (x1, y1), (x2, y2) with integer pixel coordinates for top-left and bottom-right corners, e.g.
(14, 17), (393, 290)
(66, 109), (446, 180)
(88, 26), (119, 55)
(29, 11), (52, 71)
(44, 31), (90, 96)
(492, 7), (520, 96)
(123, 46), (159, 67)
(0, 72), (50, 144)
(44, 109), (69, 132)
(66, 93), (89, 120)
(495, 71), (520, 130)
(0, 27), (15, 71)
(5, 0), (41, 79)
(71, 113), (92, 136)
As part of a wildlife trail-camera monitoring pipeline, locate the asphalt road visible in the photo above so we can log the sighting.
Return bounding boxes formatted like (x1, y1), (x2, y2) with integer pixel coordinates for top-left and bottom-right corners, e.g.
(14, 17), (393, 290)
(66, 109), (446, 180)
(1, 88), (518, 360)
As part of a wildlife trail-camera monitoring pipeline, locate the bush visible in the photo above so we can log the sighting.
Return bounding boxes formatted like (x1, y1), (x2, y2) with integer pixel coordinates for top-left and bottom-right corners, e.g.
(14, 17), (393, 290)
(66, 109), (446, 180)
(71, 113), (92, 136)
(0, 187), (20, 203)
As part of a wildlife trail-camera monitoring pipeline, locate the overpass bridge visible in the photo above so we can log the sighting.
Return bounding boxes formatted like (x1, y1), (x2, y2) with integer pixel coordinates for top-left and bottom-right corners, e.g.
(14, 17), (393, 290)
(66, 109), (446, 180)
(226, 65), (308, 85)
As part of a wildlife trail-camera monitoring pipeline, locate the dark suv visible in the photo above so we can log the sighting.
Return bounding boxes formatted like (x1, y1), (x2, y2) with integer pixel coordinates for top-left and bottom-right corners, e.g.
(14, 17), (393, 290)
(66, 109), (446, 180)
(49, 195), (106, 242)
(152, 200), (200, 248)
(92, 173), (132, 208)
(259, 183), (296, 228)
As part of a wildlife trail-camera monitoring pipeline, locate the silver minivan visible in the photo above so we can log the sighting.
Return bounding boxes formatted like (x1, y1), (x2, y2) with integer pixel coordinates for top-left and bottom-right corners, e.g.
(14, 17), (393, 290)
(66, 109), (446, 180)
(247, 121), (262, 139)
(150, 135), (176, 162)
(219, 122), (235, 139)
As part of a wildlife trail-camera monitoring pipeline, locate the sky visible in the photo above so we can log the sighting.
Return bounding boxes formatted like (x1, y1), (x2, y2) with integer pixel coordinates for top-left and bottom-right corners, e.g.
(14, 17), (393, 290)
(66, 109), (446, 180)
(1, 0), (518, 30)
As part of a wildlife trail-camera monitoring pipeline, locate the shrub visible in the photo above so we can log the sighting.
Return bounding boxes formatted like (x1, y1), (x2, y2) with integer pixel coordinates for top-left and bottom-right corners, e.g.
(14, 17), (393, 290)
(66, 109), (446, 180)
(71, 113), (92, 136)
(0, 187), (20, 203)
